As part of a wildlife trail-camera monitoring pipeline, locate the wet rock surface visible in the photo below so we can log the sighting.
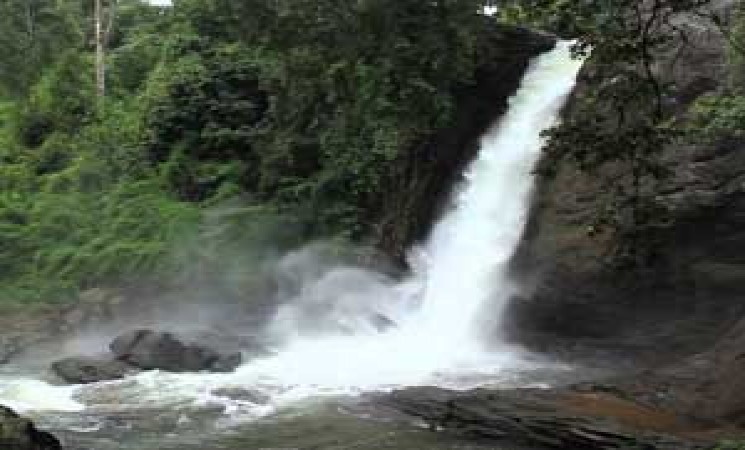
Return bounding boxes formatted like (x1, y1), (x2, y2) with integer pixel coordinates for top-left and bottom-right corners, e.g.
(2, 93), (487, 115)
(379, 386), (719, 450)
(600, 316), (745, 427)
(51, 357), (138, 384)
(110, 329), (243, 373)
(0, 405), (61, 450)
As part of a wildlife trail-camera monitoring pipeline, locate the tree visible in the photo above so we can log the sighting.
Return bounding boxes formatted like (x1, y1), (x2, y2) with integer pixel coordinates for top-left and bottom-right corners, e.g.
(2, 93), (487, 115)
(94, 0), (118, 100)
(529, 0), (718, 266)
(0, 0), (81, 98)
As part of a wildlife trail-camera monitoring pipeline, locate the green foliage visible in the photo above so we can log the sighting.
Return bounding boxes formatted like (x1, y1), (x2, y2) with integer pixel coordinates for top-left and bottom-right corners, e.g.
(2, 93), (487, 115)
(0, 0), (83, 97)
(0, 143), (202, 304)
(142, 44), (265, 200)
(105, 0), (175, 94)
(497, 0), (600, 36)
(145, 0), (487, 237)
(727, 2), (745, 89)
(0, 0), (494, 304)
(716, 441), (745, 450)
(691, 94), (745, 139)
(18, 52), (95, 144)
(688, 4), (745, 142)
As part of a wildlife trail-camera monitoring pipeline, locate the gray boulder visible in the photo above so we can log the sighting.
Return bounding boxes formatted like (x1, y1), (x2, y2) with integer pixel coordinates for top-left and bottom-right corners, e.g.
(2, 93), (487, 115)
(110, 329), (242, 373)
(0, 405), (61, 450)
(51, 356), (138, 384)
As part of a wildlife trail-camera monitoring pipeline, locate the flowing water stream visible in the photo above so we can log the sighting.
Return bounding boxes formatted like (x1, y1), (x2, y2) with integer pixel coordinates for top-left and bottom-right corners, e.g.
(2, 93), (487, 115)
(0, 41), (583, 449)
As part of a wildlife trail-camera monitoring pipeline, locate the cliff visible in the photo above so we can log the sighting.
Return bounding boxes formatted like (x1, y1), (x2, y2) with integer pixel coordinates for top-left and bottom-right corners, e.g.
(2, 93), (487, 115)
(505, 1), (745, 426)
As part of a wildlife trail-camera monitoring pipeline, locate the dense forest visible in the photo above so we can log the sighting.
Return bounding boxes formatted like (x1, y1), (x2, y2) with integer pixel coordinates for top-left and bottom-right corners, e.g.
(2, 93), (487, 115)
(0, 0), (742, 306)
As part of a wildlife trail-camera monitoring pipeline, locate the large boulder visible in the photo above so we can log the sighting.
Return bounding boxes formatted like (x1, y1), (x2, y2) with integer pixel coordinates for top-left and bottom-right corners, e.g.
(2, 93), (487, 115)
(0, 405), (61, 450)
(110, 329), (242, 373)
(179, 330), (269, 361)
(51, 356), (138, 384)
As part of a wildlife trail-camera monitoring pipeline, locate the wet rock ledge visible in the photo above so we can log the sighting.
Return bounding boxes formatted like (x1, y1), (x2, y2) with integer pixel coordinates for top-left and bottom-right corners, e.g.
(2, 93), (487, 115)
(0, 405), (61, 450)
(378, 386), (728, 450)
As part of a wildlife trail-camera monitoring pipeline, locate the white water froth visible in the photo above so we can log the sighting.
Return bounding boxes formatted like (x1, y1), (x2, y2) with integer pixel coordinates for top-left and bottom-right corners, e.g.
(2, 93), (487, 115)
(0, 41), (583, 419)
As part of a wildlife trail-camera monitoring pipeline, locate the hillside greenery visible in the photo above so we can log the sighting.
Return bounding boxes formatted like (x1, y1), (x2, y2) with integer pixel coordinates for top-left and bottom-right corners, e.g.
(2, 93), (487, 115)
(0, 0), (742, 304)
(0, 0), (492, 304)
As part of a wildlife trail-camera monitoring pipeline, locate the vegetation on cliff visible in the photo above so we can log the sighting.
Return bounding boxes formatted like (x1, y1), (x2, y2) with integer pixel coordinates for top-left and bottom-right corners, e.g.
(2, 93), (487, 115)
(0, 0), (743, 304)
(501, 0), (745, 267)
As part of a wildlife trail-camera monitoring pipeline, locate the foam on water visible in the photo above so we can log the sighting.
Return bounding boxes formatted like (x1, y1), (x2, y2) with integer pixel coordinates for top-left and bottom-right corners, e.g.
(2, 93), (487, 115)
(0, 378), (84, 413)
(0, 41), (583, 421)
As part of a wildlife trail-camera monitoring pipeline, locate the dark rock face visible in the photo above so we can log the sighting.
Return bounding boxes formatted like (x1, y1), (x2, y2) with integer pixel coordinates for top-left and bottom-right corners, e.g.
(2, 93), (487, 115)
(0, 405), (61, 450)
(676, 317), (745, 424)
(506, 3), (745, 364)
(179, 330), (269, 361)
(606, 316), (745, 426)
(51, 357), (137, 384)
(496, 2), (745, 428)
(110, 329), (243, 373)
(376, 23), (556, 262)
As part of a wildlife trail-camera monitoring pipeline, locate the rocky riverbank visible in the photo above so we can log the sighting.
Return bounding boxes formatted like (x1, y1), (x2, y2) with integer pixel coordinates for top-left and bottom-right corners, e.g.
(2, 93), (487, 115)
(378, 382), (740, 450)
(0, 405), (60, 450)
(493, 1), (745, 444)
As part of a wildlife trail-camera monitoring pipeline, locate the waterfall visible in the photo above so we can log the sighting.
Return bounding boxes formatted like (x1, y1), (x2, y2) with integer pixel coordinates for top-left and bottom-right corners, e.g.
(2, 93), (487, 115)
(214, 39), (585, 389)
(0, 41), (583, 417)
(408, 39), (584, 347)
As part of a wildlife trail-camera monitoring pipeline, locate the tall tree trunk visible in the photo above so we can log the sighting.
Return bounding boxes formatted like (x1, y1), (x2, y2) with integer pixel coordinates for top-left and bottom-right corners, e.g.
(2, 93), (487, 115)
(94, 0), (106, 100)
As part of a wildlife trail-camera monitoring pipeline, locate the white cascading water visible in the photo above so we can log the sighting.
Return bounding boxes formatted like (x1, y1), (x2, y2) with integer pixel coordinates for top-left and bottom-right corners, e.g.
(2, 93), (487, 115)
(411, 39), (583, 344)
(0, 41), (583, 420)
